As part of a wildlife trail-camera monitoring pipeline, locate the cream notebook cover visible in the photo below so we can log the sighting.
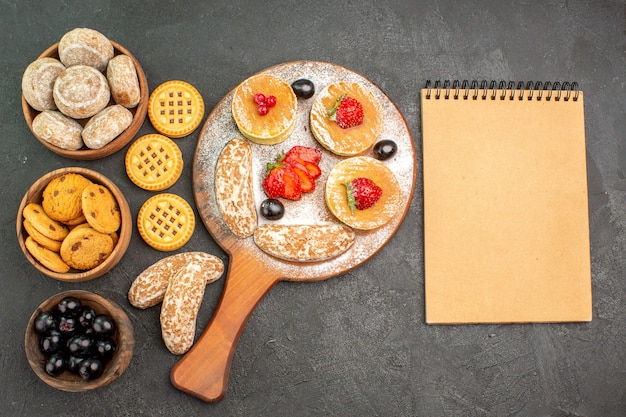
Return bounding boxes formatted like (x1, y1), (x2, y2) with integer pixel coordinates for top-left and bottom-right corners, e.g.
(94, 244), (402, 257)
(421, 81), (592, 324)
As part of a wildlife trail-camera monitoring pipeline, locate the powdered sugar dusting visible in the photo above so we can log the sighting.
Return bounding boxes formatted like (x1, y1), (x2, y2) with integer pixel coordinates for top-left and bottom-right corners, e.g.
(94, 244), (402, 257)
(193, 61), (416, 282)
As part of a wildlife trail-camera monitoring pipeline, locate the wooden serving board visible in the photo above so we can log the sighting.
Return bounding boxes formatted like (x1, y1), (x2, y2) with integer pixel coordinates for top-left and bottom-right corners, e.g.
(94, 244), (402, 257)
(171, 61), (417, 402)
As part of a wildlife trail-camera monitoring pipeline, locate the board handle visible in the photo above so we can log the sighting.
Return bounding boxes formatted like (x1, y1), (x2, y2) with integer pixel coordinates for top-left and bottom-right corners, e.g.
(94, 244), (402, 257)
(170, 255), (278, 402)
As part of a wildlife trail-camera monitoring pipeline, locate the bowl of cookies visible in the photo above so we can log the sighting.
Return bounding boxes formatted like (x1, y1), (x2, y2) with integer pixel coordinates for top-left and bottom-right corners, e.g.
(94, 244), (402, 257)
(16, 167), (131, 281)
(21, 28), (149, 160)
(24, 290), (134, 392)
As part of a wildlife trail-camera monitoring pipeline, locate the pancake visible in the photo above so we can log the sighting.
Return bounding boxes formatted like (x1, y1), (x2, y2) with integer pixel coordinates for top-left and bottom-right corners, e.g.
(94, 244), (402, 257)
(231, 73), (297, 145)
(310, 81), (383, 156)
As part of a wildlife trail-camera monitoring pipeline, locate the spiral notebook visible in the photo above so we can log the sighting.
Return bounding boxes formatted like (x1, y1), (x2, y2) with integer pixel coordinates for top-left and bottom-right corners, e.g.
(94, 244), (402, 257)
(421, 80), (592, 324)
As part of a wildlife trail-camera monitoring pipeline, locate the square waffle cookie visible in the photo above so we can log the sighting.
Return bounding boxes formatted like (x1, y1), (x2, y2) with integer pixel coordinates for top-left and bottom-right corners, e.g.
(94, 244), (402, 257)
(125, 134), (183, 191)
(148, 80), (204, 138)
(137, 193), (195, 251)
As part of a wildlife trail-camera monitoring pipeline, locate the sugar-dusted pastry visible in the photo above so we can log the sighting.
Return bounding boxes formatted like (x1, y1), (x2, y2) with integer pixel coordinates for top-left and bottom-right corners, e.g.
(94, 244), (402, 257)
(215, 137), (257, 238)
(53, 65), (110, 119)
(253, 224), (355, 262)
(21, 57), (66, 111)
(58, 27), (114, 72)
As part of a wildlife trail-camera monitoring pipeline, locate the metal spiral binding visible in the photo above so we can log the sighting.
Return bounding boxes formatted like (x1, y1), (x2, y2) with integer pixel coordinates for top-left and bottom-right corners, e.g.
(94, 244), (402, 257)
(425, 80), (579, 101)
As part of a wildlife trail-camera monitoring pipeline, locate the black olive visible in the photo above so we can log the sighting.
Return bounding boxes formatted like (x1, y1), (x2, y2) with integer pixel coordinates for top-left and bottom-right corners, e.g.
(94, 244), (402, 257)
(92, 314), (116, 337)
(57, 297), (82, 317)
(34, 311), (59, 334)
(58, 315), (78, 336)
(260, 199), (285, 220)
(66, 334), (95, 358)
(40, 330), (64, 355)
(45, 354), (66, 377)
(94, 338), (117, 360)
(291, 79), (315, 99)
(373, 139), (397, 160)
(77, 305), (96, 329)
(78, 358), (104, 380)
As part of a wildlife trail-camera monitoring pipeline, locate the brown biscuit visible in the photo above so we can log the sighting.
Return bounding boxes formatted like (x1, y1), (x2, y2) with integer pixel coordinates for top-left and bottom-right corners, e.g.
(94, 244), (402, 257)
(58, 28), (114, 72)
(253, 224), (355, 262)
(64, 214), (87, 227)
(53, 65), (110, 119)
(25, 236), (70, 273)
(128, 252), (224, 309)
(21, 57), (66, 111)
(215, 137), (257, 238)
(41, 173), (93, 222)
(23, 219), (63, 252)
(81, 183), (121, 234)
(60, 226), (114, 270)
(23, 203), (69, 241)
(160, 261), (207, 355)
(31, 110), (84, 151)
(107, 54), (141, 108)
(82, 104), (133, 149)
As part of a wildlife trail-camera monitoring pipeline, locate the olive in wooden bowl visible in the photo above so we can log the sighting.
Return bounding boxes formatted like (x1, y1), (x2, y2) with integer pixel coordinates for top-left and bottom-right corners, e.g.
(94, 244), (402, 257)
(21, 39), (148, 160)
(16, 167), (131, 282)
(24, 290), (134, 392)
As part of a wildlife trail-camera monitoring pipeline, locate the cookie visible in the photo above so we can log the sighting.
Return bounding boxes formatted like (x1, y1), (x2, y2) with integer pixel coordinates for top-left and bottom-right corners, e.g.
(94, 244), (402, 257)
(31, 110), (84, 151)
(41, 173), (93, 222)
(58, 28), (114, 72)
(60, 226), (114, 270)
(22, 203), (69, 241)
(107, 54), (141, 108)
(25, 236), (70, 273)
(160, 260), (207, 355)
(128, 252), (224, 309)
(253, 224), (355, 262)
(23, 219), (63, 252)
(215, 137), (257, 238)
(125, 134), (183, 191)
(81, 183), (121, 234)
(148, 80), (204, 138)
(82, 104), (133, 150)
(21, 57), (66, 111)
(325, 156), (401, 230)
(231, 73), (297, 145)
(310, 81), (383, 156)
(64, 214), (87, 227)
(53, 65), (111, 119)
(137, 193), (195, 252)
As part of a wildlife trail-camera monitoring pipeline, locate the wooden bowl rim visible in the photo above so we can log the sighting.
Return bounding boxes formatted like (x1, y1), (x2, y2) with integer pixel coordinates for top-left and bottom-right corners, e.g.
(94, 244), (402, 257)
(24, 290), (135, 392)
(22, 40), (149, 160)
(16, 167), (131, 282)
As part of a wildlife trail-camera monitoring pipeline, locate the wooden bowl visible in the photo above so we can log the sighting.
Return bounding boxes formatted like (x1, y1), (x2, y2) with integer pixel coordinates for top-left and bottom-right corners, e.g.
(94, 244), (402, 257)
(22, 40), (149, 160)
(24, 290), (134, 392)
(16, 167), (131, 282)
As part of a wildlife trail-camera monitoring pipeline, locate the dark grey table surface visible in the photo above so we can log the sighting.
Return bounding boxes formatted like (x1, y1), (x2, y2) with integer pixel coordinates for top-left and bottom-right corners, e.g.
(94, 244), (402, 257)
(2, 1), (624, 416)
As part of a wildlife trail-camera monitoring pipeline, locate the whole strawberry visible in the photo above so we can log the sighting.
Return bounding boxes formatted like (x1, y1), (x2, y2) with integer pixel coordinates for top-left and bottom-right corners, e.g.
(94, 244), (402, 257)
(343, 177), (382, 212)
(329, 95), (364, 129)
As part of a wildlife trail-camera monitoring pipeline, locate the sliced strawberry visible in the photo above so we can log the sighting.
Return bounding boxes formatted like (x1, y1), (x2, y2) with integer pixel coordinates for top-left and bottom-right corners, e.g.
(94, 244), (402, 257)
(302, 160), (321, 179)
(286, 146), (322, 164)
(291, 166), (315, 193)
(281, 167), (302, 200)
(263, 165), (302, 200)
(284, 146), (322, 180)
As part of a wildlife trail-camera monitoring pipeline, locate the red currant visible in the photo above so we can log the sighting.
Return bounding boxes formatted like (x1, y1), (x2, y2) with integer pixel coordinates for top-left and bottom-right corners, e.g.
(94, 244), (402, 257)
(257, 104), (269, 115)
(254, 93), (266, 105)
(266, 95), (277, 107)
